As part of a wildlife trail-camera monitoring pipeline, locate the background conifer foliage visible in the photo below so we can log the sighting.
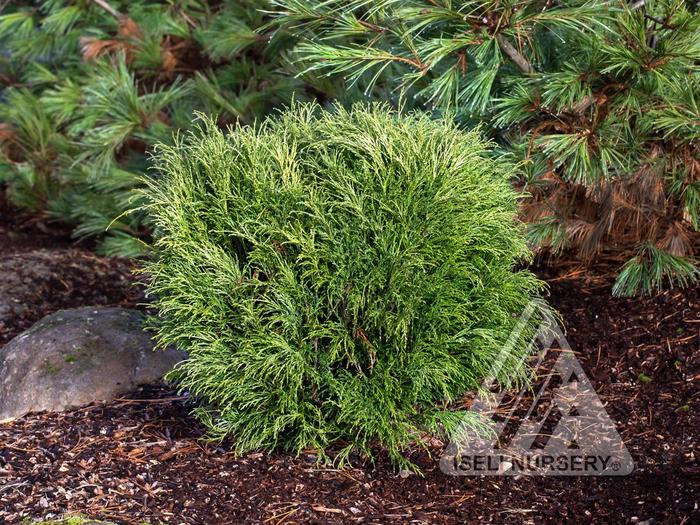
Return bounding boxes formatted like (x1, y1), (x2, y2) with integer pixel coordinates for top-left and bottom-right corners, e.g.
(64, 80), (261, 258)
(276, 0), (700, 295)
(1, 0), (698, 296)
(0, 0), (346, 255)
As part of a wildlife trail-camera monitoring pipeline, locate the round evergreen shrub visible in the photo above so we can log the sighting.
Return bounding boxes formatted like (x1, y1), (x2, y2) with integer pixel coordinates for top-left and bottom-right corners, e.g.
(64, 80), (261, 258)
(143, 103), (550, 466)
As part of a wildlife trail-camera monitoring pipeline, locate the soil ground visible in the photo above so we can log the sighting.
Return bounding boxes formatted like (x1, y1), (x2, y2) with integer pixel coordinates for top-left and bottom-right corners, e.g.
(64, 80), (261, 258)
(0, 196), (145, 346)
(1, 196), (698, 525)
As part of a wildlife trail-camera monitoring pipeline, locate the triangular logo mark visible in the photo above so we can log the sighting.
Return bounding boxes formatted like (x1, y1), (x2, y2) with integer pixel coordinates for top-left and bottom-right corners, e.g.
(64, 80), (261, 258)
(440, 301), (634, 476)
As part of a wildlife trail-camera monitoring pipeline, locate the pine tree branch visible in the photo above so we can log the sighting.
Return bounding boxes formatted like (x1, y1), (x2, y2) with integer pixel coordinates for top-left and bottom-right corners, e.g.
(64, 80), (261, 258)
(92, 0), (125, 21)
(644, 13), (677, 30)
(495, 33), (533, 74)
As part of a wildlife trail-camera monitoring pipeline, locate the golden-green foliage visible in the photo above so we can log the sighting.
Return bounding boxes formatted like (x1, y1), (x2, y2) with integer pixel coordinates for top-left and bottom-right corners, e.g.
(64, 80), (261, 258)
(142, 103), (551, 467)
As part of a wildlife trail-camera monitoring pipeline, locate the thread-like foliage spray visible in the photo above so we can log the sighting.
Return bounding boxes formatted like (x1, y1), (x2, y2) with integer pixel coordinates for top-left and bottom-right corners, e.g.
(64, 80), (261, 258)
(142, 103), (551, 468)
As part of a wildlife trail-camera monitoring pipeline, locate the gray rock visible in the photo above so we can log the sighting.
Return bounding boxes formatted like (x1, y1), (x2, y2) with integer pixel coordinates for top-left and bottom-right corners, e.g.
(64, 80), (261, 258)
(0, 307), (185, 421)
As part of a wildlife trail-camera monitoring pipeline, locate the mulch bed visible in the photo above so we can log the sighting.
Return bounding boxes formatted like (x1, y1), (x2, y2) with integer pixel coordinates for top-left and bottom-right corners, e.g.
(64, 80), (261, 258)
(0, 196), (145, 345)
(1, 195), (698, 524)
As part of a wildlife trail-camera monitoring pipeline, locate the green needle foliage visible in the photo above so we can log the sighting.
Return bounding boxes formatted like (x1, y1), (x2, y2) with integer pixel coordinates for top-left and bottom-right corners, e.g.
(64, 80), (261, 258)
(0, 0), (345, 255)
(276, 0), (700, 296)
(142, 103), (550, 467)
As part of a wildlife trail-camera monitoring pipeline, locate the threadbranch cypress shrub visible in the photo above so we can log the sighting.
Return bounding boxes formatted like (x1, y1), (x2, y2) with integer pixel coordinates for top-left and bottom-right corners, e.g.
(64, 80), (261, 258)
(143, 103), (550, 467)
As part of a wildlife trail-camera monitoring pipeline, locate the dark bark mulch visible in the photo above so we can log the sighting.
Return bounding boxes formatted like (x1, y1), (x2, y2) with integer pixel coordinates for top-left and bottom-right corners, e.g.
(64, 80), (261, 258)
(1, 264), (697, 524)
(0, 195), (145, 346)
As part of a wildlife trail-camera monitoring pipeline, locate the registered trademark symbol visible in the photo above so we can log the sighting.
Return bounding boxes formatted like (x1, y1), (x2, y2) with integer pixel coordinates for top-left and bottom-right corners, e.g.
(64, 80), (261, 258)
(611, 461), (621, 471)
